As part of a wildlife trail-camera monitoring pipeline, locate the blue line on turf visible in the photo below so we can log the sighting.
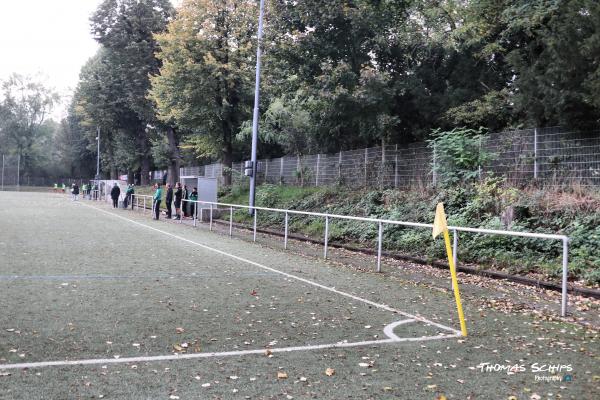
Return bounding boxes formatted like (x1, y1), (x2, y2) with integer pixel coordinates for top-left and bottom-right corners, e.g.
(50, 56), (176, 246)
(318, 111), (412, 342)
(0, 272), (279, 281)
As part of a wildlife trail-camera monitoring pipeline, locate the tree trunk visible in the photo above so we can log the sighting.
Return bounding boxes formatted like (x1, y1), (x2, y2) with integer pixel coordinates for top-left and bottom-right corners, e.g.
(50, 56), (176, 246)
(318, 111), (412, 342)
(140, 156), (150, 186)
(139, 126), (150, 186)
(165, 126), (181, 186)
(221, 122), (233, 186)
(222, 145), (232, 186)
(127, 169), (134, 184)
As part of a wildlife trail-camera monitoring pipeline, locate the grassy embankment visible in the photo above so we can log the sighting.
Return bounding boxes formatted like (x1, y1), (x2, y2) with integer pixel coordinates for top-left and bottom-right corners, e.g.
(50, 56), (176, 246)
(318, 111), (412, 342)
(219, 181), (600, 286)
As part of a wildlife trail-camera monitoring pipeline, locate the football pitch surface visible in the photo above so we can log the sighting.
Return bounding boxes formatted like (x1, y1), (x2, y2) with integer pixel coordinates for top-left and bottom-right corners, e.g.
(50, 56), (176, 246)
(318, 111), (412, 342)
(0, 192), (597, 399)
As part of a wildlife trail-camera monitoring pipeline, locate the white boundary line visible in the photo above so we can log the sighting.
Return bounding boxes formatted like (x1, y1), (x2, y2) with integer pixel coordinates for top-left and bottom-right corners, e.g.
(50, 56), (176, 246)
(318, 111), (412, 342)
(0, 202), (461, 371)
(80, 202), (460, 335)
(0, 320), (458, 370)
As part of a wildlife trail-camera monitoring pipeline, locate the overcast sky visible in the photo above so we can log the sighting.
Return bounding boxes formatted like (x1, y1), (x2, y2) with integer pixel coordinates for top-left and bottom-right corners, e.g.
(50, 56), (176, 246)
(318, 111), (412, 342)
(0, 0), (182, 120)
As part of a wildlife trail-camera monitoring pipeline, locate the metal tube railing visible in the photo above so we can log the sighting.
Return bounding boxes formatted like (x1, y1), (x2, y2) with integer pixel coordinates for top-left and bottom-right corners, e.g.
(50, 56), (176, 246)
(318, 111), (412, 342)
(324, 216), (329, 259)
(137, 198), (572, 317)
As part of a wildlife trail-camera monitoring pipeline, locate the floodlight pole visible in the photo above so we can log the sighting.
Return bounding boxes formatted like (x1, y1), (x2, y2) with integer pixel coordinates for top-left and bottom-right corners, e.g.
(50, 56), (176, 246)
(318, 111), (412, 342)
(248, 0), (265, 215)
(16, 154), (20, 191)
(96, 126), (101, 181)
(1, 154), (4, 191)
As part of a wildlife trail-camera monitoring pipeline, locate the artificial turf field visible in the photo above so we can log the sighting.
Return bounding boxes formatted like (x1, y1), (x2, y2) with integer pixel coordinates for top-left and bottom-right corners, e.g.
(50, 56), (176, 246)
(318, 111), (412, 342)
(0, 192), (597, 399)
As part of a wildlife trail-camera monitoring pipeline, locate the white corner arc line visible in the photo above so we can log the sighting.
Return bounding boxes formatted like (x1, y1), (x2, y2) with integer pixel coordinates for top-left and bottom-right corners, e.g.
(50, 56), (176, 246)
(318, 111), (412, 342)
(383, 319), (415, 341)
(79, 202), (461, 336)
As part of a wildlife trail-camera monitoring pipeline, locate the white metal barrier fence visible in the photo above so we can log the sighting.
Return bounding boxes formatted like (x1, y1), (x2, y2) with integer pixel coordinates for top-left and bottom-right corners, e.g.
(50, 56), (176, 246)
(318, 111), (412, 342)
(177, 199), (570, 317)
(80, 193), (571, 316)
(134, 195), (154, 214)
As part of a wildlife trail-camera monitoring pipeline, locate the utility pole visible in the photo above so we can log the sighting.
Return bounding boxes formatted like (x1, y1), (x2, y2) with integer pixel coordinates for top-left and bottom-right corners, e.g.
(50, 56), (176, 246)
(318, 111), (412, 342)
(96, 127), (101, 181)
(248, 0), (265, 215)
(16, 154), (20, 191)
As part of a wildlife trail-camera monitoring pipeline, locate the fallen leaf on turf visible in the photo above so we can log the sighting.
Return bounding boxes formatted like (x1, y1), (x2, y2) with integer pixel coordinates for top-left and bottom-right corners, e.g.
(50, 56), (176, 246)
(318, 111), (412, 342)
(383, 387), (392, 391)
(426, 384), (437, 390)
(530, 395), (541, 400)
(175, 327), (184, 334)
(277, 372), (288, 379)
(325, 368), (335, 376)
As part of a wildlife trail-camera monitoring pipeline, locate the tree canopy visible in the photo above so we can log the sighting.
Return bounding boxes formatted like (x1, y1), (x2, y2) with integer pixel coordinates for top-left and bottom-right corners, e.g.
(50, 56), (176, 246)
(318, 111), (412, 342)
(7, 0), (597, 182)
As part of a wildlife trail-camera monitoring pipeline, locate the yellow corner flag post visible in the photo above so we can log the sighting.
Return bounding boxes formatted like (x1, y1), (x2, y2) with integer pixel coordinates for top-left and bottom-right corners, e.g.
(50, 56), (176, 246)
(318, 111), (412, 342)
(433, 202), (468, 337)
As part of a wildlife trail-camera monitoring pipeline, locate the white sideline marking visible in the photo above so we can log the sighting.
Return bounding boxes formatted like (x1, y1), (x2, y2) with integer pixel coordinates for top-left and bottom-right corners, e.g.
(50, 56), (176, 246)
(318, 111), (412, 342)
(80, 202), (461, 335)
(0, 320), (458, 370)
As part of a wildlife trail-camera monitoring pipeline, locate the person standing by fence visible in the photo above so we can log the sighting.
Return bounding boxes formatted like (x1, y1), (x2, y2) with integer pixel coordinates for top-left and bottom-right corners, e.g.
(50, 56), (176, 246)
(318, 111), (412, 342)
(72, 183), (79, 201)
(182, 185), (189, 218)
(110, 183), (120, 208)
(124, 184), (133, 208)
(153, 183), (163, 220)
(189, 187), (198, 219)
(165, 183), (173, 219)
(127, 184), (135, 210)
(173, 182), (182, 220)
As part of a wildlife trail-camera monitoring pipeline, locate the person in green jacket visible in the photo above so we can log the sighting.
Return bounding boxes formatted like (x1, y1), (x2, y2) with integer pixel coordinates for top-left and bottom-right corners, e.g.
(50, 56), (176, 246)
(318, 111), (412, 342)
(153, 183), (163, 220)
(126, 184), (135, 210)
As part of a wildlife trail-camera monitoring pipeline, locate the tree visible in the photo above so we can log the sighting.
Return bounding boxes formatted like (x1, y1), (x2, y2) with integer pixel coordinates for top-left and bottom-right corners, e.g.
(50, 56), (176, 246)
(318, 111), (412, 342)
(0, 74), (58, 177)
(501, 0), (600, 128)
(150, 0), (258, 185)
(266, 0), (404, 148)
(73, 49), (137, 179)
(90, 0), (173, 184)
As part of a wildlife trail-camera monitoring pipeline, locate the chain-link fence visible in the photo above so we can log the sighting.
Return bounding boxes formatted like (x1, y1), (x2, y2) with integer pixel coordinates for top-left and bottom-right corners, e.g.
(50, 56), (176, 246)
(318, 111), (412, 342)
(165, 126), (600, 189)
(0, 154), (92, 190)
(0, 154), (21, 190)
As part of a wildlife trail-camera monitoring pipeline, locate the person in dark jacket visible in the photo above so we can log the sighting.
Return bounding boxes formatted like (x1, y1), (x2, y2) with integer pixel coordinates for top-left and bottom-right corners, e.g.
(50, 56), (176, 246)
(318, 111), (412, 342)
(189, 187), (198, 219)
(173, 182), (182, 220)
(72, 183), (80, 201)
(110, 183), (120, 208)
(165, 183), (173, 218)
(182, 185), (189, 217)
